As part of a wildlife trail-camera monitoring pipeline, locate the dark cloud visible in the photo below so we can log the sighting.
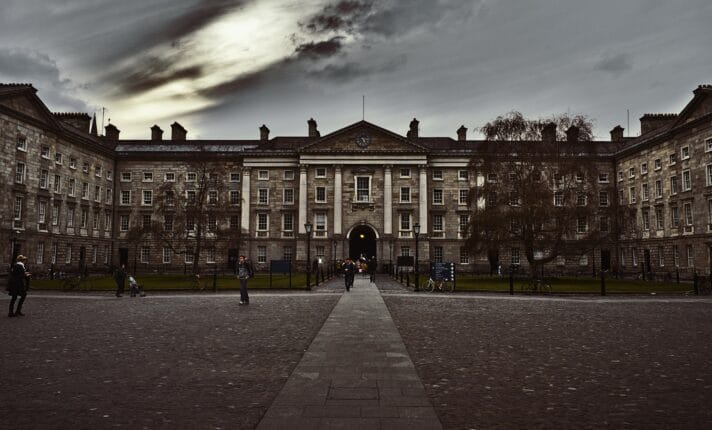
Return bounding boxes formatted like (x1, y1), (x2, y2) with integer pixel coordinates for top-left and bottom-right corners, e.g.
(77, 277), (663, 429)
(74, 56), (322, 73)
(311, 54), (407, 82)
(107, 56), (203, 96)
(302, 1), (373, 34)
(199, 59), (294, 100)
(0, 47), (89, 112)
(295, 36), (345, 59)
(161, 0), (248, 44)
(594, 52), (633, 75)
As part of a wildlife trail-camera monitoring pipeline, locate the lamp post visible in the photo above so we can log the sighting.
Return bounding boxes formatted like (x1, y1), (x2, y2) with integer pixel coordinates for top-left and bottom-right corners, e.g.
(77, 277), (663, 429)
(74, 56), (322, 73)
(413, 222), (420, 292)
(9, 229), (21, 268)
(305, 222), (313, 290)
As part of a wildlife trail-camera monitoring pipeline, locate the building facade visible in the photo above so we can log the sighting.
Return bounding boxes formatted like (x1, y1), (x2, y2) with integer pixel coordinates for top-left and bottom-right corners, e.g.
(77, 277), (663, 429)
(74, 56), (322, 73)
(2, 83), (712, 277)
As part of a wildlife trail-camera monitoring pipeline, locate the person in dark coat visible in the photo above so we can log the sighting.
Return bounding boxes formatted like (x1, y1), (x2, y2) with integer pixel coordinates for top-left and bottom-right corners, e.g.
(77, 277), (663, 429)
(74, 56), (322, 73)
(114, 264), (127, 297)
(8, 255), (31, 317)
(237, 255), (254, 305)
(342, 258), (355, 291)
(368, 256), (377, 283)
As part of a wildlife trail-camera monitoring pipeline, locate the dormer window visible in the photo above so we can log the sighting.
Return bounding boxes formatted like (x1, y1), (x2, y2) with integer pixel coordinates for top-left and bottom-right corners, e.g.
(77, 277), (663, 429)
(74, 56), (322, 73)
(16, 135), (27, 151)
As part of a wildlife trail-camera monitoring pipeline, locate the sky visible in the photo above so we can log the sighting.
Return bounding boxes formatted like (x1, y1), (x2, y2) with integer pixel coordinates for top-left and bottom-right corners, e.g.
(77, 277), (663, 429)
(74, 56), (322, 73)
(0, 0), (710, 140)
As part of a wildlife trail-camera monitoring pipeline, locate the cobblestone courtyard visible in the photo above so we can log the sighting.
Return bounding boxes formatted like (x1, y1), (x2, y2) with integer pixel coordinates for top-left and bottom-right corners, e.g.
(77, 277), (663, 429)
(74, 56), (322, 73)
(2, 281), (712, 429)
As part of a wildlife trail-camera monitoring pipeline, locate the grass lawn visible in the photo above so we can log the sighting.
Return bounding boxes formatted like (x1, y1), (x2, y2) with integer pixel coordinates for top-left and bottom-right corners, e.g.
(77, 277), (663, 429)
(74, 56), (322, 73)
(30, 273), (312, 291)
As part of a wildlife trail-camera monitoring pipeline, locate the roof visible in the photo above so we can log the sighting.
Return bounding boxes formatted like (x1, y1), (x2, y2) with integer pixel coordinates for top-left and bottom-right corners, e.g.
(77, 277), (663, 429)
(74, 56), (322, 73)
(115, 140), (259, 153)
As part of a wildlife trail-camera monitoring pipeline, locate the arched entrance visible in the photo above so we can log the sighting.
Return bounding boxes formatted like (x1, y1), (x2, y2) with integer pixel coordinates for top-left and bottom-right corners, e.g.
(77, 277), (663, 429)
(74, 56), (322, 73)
(348, 225), (377, 261)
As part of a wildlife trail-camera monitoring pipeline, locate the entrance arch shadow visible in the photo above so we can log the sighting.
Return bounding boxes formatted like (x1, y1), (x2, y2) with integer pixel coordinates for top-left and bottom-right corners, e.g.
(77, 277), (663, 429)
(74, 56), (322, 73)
(348, 225), (378, 261)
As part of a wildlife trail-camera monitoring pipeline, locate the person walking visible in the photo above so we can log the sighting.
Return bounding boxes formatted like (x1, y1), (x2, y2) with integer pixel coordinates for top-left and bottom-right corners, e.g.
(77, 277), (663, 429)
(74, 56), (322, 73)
(114, 264), (127, 297)
(8, 255), (31, 317)
(237, 255), (253, 305)
(368, 256), (377, 283)
(343, 258), (355, 291)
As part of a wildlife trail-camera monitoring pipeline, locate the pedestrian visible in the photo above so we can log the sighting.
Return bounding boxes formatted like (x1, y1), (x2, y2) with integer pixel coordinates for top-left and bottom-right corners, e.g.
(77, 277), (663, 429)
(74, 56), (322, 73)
(7, 255), (31, 317)
(368, 256), (377, 283)
(237, 255), (253, 305)
(128, 274), (146, 297)
(115, 264), (127, 297)
(343, 258), (355, 291)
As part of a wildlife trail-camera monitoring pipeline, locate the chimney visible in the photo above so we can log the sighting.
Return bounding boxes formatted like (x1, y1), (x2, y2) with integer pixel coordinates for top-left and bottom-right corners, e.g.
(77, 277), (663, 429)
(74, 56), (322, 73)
(260, 124), (270, 141)
(151, 125), (163, 141)
(105, 124), (120, 140)
(54, 112), (92, 133)
(171, 122), (187, 140)
(610, 125), (624, 142)
(640, 113), (678, 135)
(541, 122), (556, 143)
(566, 125), (579, 143)
(407, 118), (419, 138)
(457, 125), (467, 141)
(308, 118), (320, 137)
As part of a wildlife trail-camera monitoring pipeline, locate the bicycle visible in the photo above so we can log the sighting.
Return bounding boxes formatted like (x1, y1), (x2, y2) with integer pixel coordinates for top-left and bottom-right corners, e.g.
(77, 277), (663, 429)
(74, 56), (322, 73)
(520, 278), (552, 294)
(421, 277), (453, 293)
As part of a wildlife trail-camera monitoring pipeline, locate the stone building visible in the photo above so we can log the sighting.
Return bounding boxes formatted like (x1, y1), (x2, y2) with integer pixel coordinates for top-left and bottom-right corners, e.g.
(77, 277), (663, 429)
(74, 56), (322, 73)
(2, 83), (711, 278)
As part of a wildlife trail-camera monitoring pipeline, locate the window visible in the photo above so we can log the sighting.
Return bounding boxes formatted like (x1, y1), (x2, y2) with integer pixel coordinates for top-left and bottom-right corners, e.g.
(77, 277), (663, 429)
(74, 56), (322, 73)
(51, 243), (57, 264)
(709, 199), (712, 227)
(229, 215), (239, 231)
(16, 135), (27, 151)
(707, 164), (712, 186)
(41, 146), (50, 159)
(400, 246), (410, 257)
(53, 174), (61, 193)
(671, 206), (680, 227)
(82, 162), (89, 173)
(642, 183), (649, 201)
(670, 176), (678, 195)
(165, 172), (176, 182)
(511, 248), (520, 266)
(105, 212), (111, 231)
(186, 190), (196, 204)
(95, 185), (101, 202)
(432, 188), (443, 205)
(95, 165), (102, 177)
(52, 203), (59, 226)
(682, 170), (691, 191)
(315, 186), (326, 203)
(106, 188), (112, 204)
(39, 169), (49, 189)
(655, 207), (664, 230)
(400, 187), (411, 203)
(36, 243), (45, 264)
(283, 170), (294, 181)
(162, 247), (171, 264)
(459, 189), (468, 205)
(66, 207), (74, 228)
(488, 173), (498, 183)
(599, 191), (609, 207)
(230, 190), (240, 205)
(706, 137), (712, 153)
(121, 190), (131, 205)
(432, 215), (443, 237)
(620, 248), (626, 267)
(460, 248), (470, 264)
(66, 244), (72, 264)
(206, 248), (215, 264)
(15, 162), (25, 184)
(142, 214), (151, 229)
(598, 173), (609, 183)
(658, 246), (665, 267)
(356, 176), (370, 202)
(686, 244), (694, 267)
(400, 168), (410, 178)
(459, 214), (469, 238)
(208, 190), (218, 204)
(186, 216), (195, 232)
(618, 171), (624, 182)
(655, 180), (663, 199)
(670, 153), (677, 165)
(120, 215), (129, 232)
(629, 167), (635, 179)
(579, 255), (589, 266)
(629, 187), (637, 204)
(282, 213), (294, 236)
(681, 146), (690, 160)
(121, 172), (131, 182)
(81, 182), (89, 199)
(577, 216), (588, 233)
(576, 172), (584, 182)
(257, 213), (268, 232)
(458, 170), (469, 181)
(618, 189), (624, 205)
(576, 192), (587, 206)
(230, 172), (241, 182)
(640, 162), (648, 175)
(69, 157), (76, 169)
(258, 188), (269, 204)
(93, 211), (100, 230)
(258, 170), (269, 180)
(433, 246), (443, 263)
(185, 247), (194, 264)
(283, 246), (293, 261)
(673, 245), (679, 267)
(600, 216), (610, 232)
(107, 170), (113, 181)
(432, 170), (443, 180)
(642, 208), (650, 231)
(80, 208), (87, 228)
(283, 188), (294, 204)
(654, 159), (662, 170)
(141, 246), (150, 263)
(207, 214), (217, 232)
(186, 172), (197, 182)
(55, 152), (63, 165)
(257, 246), (267, 263)
(37, 201), (47, 229)
(315, 168), (326, 178)
(314, 213), (327, 237)
(400, 212), (411, 233)
(142, 172), (153, 182)
(684, 202), (693, 227)
(554, 192), (564, 207)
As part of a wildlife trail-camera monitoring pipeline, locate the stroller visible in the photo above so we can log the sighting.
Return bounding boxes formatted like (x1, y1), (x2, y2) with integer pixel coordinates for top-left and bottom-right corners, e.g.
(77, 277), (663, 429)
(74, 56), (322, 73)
(127, 275), (146, 297)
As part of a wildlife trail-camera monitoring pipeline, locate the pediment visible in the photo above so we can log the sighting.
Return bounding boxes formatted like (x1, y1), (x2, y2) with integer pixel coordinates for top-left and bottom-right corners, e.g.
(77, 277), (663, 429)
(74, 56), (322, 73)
(299, 121), (428, 153)
(672, 86), (712, 128)
(0, 89), (61, 130)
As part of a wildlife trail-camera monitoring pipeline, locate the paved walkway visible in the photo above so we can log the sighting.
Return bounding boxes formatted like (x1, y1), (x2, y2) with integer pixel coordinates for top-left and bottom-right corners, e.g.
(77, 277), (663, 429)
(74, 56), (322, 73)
(257, 277), (442, 430)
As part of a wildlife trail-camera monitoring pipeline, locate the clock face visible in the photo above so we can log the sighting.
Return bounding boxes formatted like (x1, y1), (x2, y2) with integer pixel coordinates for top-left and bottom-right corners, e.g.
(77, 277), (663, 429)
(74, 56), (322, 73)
(355, 133), (370, 148)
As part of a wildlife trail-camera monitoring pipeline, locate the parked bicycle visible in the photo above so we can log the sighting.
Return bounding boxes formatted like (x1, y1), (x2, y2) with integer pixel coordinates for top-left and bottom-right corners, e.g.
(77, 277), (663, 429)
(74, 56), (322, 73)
(421, 276), (453, 293)
(520, 277), (552, 294)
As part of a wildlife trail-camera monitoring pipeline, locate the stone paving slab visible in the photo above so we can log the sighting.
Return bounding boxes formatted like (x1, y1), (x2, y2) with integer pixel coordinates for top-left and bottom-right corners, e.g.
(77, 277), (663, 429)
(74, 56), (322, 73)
(256, 277), (442, 430)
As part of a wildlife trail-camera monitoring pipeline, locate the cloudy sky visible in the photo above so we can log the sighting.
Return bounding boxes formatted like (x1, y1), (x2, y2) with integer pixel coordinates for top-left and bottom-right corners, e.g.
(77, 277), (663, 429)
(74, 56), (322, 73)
(0, 0), (710, 140)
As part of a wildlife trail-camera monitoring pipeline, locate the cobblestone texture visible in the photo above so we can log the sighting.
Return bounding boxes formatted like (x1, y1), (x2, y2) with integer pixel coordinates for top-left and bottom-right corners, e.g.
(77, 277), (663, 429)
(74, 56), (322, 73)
(384, 295), (712, 430)
(1, 293), (339, 429)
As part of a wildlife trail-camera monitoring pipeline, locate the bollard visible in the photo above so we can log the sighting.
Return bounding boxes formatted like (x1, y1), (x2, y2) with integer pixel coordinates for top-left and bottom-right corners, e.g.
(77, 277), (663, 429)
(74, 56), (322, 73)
(693, 271), (699, 295)
(600, 270), (606, 296)
(509, 271), (514, 295)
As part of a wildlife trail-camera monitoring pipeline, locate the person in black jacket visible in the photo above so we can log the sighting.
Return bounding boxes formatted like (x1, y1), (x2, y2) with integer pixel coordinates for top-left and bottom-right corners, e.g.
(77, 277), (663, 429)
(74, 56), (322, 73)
(237, 255), (254, 305)
(8, 255), (31, 317)
(342, 258), (355, 291)
(368, 256), (377, 283)
(114, 264), (127, 297)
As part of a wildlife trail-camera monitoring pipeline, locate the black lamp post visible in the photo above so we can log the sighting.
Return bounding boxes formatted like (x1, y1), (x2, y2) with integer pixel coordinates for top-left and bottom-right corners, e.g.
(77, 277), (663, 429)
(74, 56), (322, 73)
(413, 222), (420, 292)
(305, 222), (313, 290)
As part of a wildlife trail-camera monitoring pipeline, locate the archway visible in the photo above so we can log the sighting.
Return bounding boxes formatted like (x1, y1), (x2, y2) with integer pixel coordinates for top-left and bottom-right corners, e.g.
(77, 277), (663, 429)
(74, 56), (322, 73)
(348, 225), (377, 261)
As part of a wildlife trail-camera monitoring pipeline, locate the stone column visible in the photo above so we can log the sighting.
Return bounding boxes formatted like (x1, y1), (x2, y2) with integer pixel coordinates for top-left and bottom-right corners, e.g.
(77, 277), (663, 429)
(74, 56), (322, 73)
(384, 165), (392, 235)
(298, 165), (308, 234)
(419, 165), (428, 234)
(334, 165), (342, 235)
(240, 168), (251, 234)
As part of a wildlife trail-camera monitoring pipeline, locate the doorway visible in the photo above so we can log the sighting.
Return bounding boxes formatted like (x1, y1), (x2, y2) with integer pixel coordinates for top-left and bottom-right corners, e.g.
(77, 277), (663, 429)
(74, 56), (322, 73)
(349, 225), (377, 261)
(119, 248), (129, 267)
(601, 249), (611, 271)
